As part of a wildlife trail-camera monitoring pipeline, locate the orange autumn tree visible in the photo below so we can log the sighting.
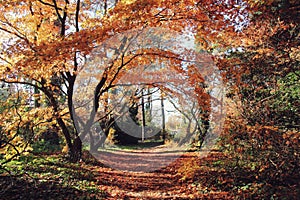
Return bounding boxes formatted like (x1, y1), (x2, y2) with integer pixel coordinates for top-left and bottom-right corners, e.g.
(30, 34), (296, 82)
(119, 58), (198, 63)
(197, 0), (300, 195)
(0, 0), (242, 162)
(72, 30), (214, 151)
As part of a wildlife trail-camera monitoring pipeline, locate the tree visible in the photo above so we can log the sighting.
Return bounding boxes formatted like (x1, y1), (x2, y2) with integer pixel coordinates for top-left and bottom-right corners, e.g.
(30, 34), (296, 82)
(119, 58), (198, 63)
(0, 0), (239, 162)
(210, 0), (300, 129)
(209, 0), (300, 193)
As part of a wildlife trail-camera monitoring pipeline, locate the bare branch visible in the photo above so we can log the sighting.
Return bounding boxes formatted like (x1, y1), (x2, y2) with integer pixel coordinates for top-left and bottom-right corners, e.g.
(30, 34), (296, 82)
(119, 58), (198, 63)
(37, 0), (63, 10)
(52, 0), (63, 22)
(75, 0), (80, 32)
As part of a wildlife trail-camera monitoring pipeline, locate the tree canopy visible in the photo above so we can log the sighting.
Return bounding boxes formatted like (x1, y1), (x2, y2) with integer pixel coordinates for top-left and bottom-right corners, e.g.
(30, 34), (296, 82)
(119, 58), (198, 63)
(0, 0), (299, 199)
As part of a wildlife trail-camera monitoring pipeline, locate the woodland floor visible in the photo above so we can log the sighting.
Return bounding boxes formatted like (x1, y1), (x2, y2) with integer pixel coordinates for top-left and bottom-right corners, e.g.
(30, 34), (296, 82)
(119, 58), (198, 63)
(0, 147), (298, 199)
(90, 149), (232, 199)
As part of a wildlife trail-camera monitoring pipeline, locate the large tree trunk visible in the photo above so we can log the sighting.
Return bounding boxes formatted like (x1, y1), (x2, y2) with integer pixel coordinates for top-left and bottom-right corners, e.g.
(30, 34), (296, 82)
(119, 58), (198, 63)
(68, 136), (82, 162)
(44, 81), (82, 162)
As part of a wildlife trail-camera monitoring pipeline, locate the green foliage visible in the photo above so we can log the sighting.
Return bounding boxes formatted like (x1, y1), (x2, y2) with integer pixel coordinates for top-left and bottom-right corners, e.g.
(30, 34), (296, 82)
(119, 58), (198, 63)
(31, 139), (61, 154)
(111, 126), (139, 145)
(0, 154), (107, 199)
(107, 140), (163, 151)
(110, 107), (140, 145)
(269, 71), (300, 127)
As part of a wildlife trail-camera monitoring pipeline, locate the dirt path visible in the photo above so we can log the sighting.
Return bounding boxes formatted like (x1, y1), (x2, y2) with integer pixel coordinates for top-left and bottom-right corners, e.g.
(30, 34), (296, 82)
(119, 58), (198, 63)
(89, 150), (232, 199)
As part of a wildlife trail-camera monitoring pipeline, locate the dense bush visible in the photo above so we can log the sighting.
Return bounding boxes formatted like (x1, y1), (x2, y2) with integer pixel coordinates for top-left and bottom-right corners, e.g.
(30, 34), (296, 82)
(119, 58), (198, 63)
(219, 116), (300, 198)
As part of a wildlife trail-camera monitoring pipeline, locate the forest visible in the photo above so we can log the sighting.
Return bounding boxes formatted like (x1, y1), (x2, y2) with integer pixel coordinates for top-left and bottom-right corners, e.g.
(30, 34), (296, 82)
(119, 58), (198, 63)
(0, 0), (299, 199)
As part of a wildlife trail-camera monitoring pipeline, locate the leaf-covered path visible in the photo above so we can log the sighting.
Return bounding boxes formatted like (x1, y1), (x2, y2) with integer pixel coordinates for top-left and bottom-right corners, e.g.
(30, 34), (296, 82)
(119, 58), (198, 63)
(0, 150), (234, 199)
(89, 151), (232, 199)
(3, 148), (297, 199)
(0, 150), (231, 200)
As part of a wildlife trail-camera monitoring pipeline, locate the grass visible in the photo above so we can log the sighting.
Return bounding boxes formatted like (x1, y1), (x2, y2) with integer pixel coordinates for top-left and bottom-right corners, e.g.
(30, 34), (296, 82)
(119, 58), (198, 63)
(103, 139), (164, 151)
(0, 154), (107, 199)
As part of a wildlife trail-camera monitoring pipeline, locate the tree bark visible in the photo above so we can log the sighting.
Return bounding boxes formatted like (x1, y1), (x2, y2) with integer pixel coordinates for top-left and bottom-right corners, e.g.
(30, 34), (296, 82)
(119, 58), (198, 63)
(161, 93), (166, 143)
